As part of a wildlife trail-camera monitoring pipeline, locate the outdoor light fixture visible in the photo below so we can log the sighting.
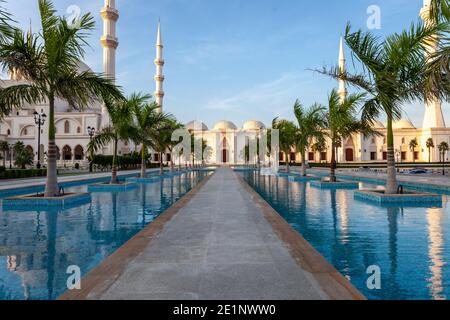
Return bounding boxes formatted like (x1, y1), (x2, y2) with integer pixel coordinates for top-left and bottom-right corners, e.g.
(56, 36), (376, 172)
(33, 110), (47, 169)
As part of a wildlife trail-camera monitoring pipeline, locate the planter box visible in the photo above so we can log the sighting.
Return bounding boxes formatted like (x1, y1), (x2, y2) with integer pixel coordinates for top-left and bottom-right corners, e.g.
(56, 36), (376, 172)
(310, 180), (360, 189)
(354, 189), (443, 207)
(3, 192), (91, 209)
(88, 182), (137, 192)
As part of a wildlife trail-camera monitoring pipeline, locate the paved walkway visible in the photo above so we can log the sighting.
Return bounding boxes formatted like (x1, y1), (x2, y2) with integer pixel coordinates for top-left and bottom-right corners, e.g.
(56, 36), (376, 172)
(66, 167), (361, 300)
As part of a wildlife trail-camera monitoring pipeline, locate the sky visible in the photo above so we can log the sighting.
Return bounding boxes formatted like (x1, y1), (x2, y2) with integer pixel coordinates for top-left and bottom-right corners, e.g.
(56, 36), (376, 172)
(3, 0), (449, 128)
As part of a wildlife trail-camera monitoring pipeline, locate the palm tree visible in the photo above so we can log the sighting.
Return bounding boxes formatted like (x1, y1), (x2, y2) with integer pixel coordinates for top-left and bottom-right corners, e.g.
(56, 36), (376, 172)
(0, 0), (123, 196)
(0, 140), (9, 167)
(272, 119), (297, 173)
(426, 137), (435, 163)
(317, 21), (445, 193)
(324, 90), (377, 182)
(293, 100), (326, 176)
(129, 95), (173, 178)
(422, 0), (450, 103)
(409, 138), (419, 163)
(156, 119), (184, 173)
(0, 0), (14, 44)
(88, 98), (134, 184)
(147, 115), (177, 175)
(311, 140), (326, 163)
(438, 141), (449, 175)
(13, 141), (33, 169)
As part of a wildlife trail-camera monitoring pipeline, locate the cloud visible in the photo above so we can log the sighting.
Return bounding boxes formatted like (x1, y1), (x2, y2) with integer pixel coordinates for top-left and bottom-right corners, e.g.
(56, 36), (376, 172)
(203, 72), (324, 119)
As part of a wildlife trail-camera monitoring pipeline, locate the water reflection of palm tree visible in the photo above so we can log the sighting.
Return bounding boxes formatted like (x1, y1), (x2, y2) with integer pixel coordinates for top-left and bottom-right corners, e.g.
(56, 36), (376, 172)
(44, 210), (58, 300)
(387, 206), (402, 297)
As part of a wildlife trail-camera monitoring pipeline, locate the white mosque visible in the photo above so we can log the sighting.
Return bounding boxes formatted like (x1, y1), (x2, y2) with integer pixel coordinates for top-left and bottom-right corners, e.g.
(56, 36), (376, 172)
(0, 0), (448, 167)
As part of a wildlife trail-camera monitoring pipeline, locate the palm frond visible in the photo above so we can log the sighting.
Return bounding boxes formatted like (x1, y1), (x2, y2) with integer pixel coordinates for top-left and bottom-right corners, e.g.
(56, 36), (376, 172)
(0, 84), (44, 117)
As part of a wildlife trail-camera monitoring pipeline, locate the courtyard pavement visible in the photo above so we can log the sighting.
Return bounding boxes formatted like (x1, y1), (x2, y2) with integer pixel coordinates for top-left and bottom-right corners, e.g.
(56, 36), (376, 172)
(62, 167), (362, 300)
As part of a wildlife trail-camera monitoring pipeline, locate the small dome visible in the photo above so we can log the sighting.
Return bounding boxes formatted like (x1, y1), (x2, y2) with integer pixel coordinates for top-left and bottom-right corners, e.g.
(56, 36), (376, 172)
(371, 120), (385, 129)
(393, 119), (416, 130)
(213, 120), (237, 131)
(186, 120), (208, 131)
(242, 120), (266, 131)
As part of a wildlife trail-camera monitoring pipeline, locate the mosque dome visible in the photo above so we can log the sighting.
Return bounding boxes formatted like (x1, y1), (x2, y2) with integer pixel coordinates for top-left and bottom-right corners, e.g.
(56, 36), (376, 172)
(371, 120), (385, 129)
(213, 120), (237, 131)
(242, 120), (266, 131)
(393, 119), (416, 130)
(186, 120), (208, 131)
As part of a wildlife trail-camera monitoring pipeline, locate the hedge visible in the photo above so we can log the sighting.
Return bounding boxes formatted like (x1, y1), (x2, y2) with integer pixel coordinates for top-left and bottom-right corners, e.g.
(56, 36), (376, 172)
(0, 168), (47, 180)
(91, 153), (164, 170)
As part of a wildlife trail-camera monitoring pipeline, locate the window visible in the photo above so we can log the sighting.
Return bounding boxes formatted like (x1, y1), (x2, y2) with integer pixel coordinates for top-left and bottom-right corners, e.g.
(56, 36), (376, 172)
(76, 127), (81, 134)
(7, 129), (10, 135)
(166, 153), (171, 162)
(308, 152), (314, 161)
(290, 153), (296, 162)
(401, 152), (407, 161)
(320, 152), (327, 161)
(414, 151), (419, 161)
(154, 153), (160, 162)
(370, 152), (377, 161)
(383, 152), (387, 160)
(64, 121), (70, 134)
(279, 152), (284, 161)
(23, 128), (28, 136)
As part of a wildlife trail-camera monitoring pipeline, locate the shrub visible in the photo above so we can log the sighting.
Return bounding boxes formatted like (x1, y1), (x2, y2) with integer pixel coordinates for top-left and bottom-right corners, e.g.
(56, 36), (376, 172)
(0, 169), (47, 180)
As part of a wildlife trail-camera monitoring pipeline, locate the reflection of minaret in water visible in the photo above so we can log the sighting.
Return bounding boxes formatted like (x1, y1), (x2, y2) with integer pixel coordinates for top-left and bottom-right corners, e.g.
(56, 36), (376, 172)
(154, 21), (165, 113)
(420, 0), (446, 128)
(427, 207), (446, 300)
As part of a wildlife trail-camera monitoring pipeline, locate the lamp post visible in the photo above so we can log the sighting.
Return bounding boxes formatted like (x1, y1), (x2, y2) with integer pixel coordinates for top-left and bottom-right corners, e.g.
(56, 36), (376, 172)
(33, 110), (47, 169)
(8, 143), (13, 169)
(87, 126), (95, 173)
(395, 150), (400, 173)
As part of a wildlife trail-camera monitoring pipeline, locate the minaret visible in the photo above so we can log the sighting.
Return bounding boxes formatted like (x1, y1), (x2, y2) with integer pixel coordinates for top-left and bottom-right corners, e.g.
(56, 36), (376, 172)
(338, 37), (347, 103)
(100, 0), (119, 126)
(420, 0), (446, 128)
(154, 22), (165, 113)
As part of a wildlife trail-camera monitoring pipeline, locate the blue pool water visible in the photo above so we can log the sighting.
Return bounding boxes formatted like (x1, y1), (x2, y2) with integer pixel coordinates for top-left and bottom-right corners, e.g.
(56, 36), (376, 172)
(0, 171), (209, 300)
(243, 171), (450, 300)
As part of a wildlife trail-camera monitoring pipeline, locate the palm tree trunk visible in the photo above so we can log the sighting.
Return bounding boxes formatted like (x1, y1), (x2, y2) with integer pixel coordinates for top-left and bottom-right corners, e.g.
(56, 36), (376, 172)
(159, 152), (164, 175)
(3, 151), (6, 167)
(44, 94), (59, 197)
(140, 144), (146, 178)
(330, 142), (337, 183)
(428, 147), (431, 163)
(386, 117), (398, 194)
(285, 152), (290, 173)
(301, 150), (307, 177)
(170, 152), (174, 173)
(111, 138), (118, 184)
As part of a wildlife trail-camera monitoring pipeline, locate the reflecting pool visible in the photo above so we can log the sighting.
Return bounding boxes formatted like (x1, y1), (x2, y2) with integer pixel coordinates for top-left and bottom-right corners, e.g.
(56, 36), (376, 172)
(0, 171), (209, 300)
(243, 171), (449, 300)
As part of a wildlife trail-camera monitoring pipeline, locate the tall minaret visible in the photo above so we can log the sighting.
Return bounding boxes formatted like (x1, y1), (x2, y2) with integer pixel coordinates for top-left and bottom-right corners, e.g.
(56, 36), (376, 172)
(100, 0), (119, 126)
(420, 0), (446, 128)
(338, 37), (347, 103)
(154, 22), (165, 113)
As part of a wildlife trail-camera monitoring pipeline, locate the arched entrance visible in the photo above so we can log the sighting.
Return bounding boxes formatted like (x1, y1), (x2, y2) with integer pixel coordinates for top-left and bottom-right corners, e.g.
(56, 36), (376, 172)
(221, 137), (229, 163)
(62, 145), (72, 161)
(345, 148), (354, 162)
(74, 145), (84, 160)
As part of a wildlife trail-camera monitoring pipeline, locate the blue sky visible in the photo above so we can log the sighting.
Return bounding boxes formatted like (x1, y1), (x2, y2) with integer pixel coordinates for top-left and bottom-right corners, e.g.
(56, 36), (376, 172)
(3, 0), (449, 127)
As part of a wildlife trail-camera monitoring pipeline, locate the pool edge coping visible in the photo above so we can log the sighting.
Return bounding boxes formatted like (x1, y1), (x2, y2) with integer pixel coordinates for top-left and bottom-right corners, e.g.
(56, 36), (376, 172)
(57, 172), (213, 300)
(237, 173), (366, 301)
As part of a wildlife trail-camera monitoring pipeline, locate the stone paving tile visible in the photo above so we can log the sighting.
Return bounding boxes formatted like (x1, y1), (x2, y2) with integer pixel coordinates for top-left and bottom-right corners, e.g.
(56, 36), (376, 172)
(97, 167), (331, 300)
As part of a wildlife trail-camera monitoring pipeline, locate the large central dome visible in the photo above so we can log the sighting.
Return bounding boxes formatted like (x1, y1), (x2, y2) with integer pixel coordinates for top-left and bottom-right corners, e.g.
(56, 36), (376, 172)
(242, 120), (266, 131)
(213, 120), (237, 131)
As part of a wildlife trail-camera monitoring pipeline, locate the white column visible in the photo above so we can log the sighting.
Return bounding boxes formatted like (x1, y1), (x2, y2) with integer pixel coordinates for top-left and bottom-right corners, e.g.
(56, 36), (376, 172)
(420, 1), (446, 129)
(100, 0), (119, 127)
(338, 37), (347, 104)
(154, 22), (165, 113)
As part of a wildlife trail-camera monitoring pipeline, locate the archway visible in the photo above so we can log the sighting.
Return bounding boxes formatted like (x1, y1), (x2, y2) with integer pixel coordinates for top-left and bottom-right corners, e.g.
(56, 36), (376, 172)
(345, 148), (354, 162)
(221, 138), (229, 163)
(74, 145), (84, 160)
(25, 145), (35, 160)
(62, 145), (72, 161)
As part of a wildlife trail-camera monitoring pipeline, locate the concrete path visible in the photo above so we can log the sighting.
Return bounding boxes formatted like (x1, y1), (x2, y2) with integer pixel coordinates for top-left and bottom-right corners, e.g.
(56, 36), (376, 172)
(92, 167), (333, 300)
